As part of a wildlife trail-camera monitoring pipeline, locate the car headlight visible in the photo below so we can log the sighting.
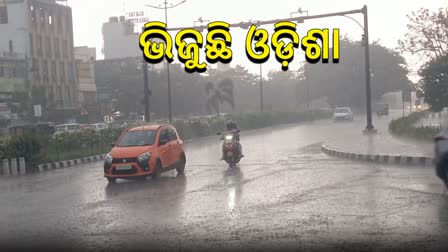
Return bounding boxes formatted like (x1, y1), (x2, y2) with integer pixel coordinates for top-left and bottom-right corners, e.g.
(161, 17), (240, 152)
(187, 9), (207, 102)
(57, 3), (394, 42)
(105, 153), (113, 164)
(138, 152), (151, 162)
(225, 135), (233, 140)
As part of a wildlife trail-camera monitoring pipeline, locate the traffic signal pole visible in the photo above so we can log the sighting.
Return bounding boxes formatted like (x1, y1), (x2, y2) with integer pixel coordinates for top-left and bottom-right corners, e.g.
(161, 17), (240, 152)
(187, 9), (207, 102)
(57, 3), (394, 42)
(164, 5), (375, 133)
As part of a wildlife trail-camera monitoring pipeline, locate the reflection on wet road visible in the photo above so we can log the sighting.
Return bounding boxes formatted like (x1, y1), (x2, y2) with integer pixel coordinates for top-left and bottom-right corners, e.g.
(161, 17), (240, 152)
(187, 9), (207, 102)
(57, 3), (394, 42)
(0, 118), (447, 251)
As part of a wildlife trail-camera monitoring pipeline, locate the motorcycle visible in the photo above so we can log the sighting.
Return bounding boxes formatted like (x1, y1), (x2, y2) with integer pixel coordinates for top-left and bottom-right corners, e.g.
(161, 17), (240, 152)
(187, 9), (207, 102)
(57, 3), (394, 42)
(218, 130), (242, 168)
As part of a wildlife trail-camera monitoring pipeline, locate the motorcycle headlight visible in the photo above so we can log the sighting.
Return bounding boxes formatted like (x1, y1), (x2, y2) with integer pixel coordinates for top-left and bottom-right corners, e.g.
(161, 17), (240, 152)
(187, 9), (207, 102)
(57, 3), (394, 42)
(225, 135), (233, 140)
(104, 153), (113, 164)
(138, 152), (151, 162)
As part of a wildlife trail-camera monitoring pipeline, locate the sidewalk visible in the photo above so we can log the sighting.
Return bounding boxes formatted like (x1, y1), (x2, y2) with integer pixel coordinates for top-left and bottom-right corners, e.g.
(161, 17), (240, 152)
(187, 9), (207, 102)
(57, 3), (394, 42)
(324, 110), (435, 158)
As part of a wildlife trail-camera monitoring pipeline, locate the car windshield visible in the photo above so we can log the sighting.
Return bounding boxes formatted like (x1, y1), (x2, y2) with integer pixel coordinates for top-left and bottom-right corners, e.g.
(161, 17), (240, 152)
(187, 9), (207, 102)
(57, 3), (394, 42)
(67, 125), (79, 130)
(335, 108), (349, 113)
(97, 124), (108, 129)
(116, 130), (157, 147)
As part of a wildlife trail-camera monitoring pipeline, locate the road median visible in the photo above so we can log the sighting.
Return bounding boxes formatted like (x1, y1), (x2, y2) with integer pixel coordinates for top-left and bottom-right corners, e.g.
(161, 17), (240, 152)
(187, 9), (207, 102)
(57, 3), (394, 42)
(321, 144), (434, 167)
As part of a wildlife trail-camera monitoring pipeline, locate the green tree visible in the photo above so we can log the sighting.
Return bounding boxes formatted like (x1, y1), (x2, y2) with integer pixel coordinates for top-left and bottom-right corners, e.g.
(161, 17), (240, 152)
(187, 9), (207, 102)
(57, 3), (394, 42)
(399, 7), (448, 59)
(419, 55), (448, 112)
(205, 78), (235, 116)
(301, 38), (410, 108)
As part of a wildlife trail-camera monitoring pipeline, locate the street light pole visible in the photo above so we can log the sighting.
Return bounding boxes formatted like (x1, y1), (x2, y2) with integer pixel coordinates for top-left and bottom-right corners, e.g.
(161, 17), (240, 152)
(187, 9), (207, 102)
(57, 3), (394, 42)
(304, 62), (310, 111)
(145, 0), (186, 123)
(362, 5), (374, 131)
(142, 59), (150, 122)
(259, 64), (263, 113)
(163, 1), (173, 122)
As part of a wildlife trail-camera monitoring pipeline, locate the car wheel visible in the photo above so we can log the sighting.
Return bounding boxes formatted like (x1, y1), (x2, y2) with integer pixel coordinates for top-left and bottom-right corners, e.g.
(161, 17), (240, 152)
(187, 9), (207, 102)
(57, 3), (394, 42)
(176, 154), (186, 174)
(436, 154), (448, 186)
(152, 160), (162, 180)
(107, 177), (116, 183)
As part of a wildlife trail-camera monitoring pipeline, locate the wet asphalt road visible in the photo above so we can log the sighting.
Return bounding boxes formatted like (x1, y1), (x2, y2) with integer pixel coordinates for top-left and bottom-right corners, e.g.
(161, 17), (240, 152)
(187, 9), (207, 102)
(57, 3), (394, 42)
(1, 116), (447, 251)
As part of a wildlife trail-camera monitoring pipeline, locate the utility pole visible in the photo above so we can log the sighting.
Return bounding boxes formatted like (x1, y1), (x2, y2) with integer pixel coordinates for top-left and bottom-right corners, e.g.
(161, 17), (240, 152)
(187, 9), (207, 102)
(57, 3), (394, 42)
(304, 62), (310, 111)
(167, 5), (376, 133)
(145, 0), (187, 123)
(142, 36), (150, 122)
(259, 64), (263, 113)
(402, 89), (405, 117)
(362, 5), (374, 131)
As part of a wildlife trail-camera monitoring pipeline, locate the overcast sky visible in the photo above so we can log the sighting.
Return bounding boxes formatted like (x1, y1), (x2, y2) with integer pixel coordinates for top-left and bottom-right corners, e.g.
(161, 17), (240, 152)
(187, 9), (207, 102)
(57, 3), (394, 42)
(69, 0), (446, 81)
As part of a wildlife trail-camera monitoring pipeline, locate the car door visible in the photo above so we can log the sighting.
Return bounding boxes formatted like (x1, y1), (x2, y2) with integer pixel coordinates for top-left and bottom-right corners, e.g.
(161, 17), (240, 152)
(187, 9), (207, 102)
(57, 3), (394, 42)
(158, 128), (172, 168)
(168, 127), (181, 163)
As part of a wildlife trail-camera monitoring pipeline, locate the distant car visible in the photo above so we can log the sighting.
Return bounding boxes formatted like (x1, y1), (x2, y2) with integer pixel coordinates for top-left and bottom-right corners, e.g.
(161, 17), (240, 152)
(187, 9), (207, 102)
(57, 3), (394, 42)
(103, 124), (186, 183)
(375, 103), (389, 116)
(90, 123), (109, 131)
(332, 107), (354, 121)
(53, 123), (81, 137)
(434, 128), (448, 188)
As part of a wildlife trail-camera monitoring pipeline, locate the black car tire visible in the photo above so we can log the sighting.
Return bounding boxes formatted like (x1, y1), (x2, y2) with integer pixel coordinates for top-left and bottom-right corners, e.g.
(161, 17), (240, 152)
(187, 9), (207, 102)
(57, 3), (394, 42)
(176, 154), (186, 174)
(436, 154), (448, 186)
(107, 177), (116, 183)
(152, 161), (162, 180)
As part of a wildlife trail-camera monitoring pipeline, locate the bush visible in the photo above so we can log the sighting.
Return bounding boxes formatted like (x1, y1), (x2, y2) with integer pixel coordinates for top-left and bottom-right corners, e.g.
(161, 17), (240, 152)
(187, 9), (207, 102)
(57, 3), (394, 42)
(0, 134), (46, 163)
(389, 111), (441, 141)
(0, 110), (331, 165)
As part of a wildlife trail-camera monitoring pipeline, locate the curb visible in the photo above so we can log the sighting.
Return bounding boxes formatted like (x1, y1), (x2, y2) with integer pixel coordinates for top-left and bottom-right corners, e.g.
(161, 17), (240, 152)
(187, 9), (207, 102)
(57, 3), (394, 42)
(37, 154), (105, 173)
(321, 145), (434, 167)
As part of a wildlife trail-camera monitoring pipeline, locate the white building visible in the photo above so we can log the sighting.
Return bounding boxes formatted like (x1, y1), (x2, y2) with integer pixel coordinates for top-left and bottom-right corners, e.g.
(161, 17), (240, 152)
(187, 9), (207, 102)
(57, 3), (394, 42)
(0, 0), (79, 114)
(102, 16), (164, 71)
(74, 46), (96, 109)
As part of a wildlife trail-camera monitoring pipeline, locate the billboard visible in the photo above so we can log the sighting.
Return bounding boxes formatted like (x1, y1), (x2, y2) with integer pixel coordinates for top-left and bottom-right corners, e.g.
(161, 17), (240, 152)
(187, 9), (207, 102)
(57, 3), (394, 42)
(125, 11), (149, 25)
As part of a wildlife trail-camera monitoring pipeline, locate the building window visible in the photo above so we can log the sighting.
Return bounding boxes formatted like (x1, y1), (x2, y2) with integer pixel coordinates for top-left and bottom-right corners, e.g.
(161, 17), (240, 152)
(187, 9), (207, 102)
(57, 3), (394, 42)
(0, 5), (8, 24)
(29, 34), (34, 56)
(60, 62), (65, 83)
(36, 35), (42, 56)
(55, 38), (60, 58)
(46, 37), (51, 58)
(9, 40), (13, 53)
(43, 61), (48, 82)
(0, 66), (4, 77)
(39, 8), (44, 24)
(52, 61), (56, 81)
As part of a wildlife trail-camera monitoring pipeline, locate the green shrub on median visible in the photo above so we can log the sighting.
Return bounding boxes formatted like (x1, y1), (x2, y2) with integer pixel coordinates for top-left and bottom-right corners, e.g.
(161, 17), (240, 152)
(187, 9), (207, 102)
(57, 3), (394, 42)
(0, 110), (332, 165)
(389, 111), (441, 141)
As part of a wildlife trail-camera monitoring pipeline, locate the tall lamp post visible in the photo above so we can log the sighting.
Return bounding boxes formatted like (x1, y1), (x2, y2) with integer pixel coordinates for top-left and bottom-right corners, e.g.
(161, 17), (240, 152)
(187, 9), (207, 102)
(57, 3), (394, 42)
(291, 8), (310, 113)
(145, 0), (187, 122)
(259, 64), (263, 113)
(338, 6), (375, 133)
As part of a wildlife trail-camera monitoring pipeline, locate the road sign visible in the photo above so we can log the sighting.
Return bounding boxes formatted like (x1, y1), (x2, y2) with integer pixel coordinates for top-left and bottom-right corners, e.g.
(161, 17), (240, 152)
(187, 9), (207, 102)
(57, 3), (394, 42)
(33, 104), (42, 117)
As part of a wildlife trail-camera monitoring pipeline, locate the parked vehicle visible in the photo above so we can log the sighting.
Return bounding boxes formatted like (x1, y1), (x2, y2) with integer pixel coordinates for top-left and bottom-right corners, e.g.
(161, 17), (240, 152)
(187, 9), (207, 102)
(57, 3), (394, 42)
(90, 123), (109, 131)
(375, 103), (389, 116)
(104, 124), (186, 183)
(332, 107), (354, 122)
(434, 128), (448, 189)
(218, 130), (242, 168)
(53, 123), (81, 137)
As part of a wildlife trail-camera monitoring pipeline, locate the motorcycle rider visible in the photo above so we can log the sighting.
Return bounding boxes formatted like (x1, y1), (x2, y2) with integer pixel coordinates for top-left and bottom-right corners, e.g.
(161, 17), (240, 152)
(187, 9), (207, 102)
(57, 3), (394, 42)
(221, 120), (244, 160)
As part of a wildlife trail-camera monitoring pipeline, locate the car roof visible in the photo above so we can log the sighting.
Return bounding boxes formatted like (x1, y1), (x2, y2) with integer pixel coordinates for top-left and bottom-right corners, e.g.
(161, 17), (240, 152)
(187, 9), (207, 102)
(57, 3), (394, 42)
(127, 124), (170, 131)
(55, 123), (80, 127)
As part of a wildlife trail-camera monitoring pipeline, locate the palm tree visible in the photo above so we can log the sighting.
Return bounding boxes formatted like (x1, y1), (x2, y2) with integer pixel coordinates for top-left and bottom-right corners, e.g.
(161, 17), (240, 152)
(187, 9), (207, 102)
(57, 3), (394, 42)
(205, 78), (234, 116)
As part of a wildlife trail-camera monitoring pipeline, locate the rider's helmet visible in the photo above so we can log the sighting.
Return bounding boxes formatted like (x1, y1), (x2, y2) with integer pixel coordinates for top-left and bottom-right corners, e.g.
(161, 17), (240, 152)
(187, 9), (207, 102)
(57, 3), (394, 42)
(225, 119), (234, 129)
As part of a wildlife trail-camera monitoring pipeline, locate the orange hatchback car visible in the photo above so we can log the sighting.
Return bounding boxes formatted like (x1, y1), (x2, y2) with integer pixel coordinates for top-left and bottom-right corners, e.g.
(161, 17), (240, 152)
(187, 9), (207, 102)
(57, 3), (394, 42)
(104, 124), (186, 183)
